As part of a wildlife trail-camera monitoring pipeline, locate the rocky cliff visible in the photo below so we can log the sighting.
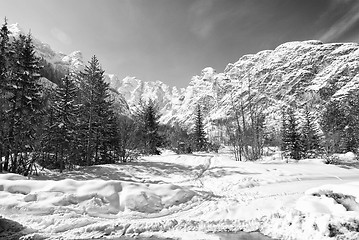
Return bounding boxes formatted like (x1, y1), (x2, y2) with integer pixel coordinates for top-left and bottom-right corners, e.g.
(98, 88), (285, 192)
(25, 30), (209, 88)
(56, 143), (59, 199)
(103, 40), (359, 137)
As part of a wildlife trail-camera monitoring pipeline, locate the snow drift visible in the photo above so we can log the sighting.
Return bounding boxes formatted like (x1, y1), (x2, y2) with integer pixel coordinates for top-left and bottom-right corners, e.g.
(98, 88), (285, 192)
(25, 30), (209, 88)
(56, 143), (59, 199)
(0, 176), (196, 216)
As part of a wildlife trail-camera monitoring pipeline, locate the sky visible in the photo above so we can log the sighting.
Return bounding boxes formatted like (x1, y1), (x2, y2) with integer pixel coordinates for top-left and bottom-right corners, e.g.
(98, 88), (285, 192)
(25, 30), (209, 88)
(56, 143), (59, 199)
(1, 0), (359, 88)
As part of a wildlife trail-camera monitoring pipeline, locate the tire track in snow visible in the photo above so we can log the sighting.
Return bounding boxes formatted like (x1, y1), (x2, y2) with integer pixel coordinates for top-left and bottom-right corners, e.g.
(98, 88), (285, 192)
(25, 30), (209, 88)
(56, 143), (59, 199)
(174, 154), (213, 185)
(195, 155), (213, 188)
(120, 155), (216, 221)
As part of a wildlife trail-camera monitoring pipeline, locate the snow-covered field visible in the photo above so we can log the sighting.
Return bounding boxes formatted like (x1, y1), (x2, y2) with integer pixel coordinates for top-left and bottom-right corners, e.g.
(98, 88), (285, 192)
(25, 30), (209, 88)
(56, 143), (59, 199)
(1, 149), (359, 240)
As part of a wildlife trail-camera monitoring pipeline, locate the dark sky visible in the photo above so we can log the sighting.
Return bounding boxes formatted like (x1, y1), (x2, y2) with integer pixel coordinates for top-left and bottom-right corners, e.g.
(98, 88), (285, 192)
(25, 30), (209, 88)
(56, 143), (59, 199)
(1, 0), (359, 88)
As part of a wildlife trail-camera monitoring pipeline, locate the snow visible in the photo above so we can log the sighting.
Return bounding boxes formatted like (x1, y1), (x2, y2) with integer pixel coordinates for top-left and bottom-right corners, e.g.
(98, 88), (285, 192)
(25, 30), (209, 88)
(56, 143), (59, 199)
(1, 151), (359, 239)
(0, 178), (196, 216)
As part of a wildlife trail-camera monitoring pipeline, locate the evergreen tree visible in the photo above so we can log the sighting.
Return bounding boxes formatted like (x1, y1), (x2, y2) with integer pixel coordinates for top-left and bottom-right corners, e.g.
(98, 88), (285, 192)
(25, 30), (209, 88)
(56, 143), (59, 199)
(321, 99), (355, 153)
(93, 71), (117, 164)
(193, 105), (207, 151)
(280, 108), (289, 153)
(42, 74), (79, 171)
(160, 123), (192, 154)
(133, 99), (162, 155)
(116, 115), (138, 162)
(0, 18), (11, 172)
(342, 91), (359, 152)
(281, 107), (302, 160)
(5, 33), (43, 173)
(0, 18), (10, 92)
(301, 107), (321, 156)
(40, 90), (57, 168)
(39, 58), (65, 85)
(78, 56), (116, 165)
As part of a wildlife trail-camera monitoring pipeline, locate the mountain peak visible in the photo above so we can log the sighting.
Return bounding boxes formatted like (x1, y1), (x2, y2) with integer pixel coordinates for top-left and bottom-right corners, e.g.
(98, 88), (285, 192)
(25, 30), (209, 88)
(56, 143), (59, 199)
(8, 23), (24, 36)
(201, 67), (216, 81)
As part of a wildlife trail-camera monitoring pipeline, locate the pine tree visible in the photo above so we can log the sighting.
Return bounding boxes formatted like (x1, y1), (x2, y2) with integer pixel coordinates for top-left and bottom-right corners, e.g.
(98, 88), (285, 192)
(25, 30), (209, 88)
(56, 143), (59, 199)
(42, 74), (79, 171)
(93, 70), (116, 164)
(301, 107), (321, 156)
(5, 33), (43, 173)
(40, 91), (57, 168)
(321, 100), (348, 153)
(194, 105), (207, 151)
(78, 56), (116, 165)
(281, 107), (302, 160)
(0, 18), (11, 172)
(133, 99), (162, 155)
(116, 115), (137, 162)
(342, 91), (359, 153)
(0, 18), (10, 92)
(280, 108), (289, 153)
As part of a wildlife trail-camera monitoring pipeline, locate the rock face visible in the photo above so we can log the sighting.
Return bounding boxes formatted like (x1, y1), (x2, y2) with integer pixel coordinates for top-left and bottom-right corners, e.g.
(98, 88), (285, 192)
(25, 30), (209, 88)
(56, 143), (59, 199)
(111, 40), (359, 135)
(8, 23), (84, 72)
(224, 40), (359, 103)
(210, 40), (359, 130)
(105, 75), (185, 122)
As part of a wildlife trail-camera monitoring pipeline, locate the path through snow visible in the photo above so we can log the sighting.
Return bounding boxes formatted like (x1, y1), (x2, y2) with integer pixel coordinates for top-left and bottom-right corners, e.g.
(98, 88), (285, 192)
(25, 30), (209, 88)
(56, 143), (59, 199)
(1, 151), (359, 239)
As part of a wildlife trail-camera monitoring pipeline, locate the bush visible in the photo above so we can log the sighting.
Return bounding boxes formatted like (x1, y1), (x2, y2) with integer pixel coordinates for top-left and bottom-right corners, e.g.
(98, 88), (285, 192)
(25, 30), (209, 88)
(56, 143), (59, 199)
(207, 142), (221, 153)
(174, 142), (192, 154)
(324, 155), (340, 165)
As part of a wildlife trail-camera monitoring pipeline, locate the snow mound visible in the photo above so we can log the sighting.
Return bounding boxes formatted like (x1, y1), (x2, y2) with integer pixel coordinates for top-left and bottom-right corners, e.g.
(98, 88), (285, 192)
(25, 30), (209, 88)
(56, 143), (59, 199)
(296, 181), (359, 217)
(0, 176), (196, 216)
(0, 173), (27, 180)
(333, 152), (357, 162)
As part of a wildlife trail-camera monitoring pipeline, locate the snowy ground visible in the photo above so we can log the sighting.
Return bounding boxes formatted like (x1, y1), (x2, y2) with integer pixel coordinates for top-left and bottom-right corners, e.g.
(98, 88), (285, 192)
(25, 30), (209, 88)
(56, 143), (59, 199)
(1, 149), (359, 240)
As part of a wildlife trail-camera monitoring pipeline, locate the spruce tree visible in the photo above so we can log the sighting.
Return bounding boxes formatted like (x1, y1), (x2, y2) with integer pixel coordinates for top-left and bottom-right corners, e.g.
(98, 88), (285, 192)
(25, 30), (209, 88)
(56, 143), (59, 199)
(194, 105), (207, 151)
(301, 107), (321, 156)
(94, 70), (116, 163)
(342, 91), (359, 152)
(78, 56), (116, 165)
(42, 74), (79, 171)
(280, 108), (289, 153)
(40, 91), (57, 168)
(282, 107), (302, 160)
(0, 18), (11, 171)
(116, 115), (137, 162)
(321, 100), (348, 153)
(133, 99), (162, 155)
(6, 33), (43, 173)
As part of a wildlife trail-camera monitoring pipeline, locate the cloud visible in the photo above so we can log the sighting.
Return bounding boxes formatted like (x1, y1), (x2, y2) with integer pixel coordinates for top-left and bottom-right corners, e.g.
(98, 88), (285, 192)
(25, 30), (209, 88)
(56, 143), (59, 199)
(51, 27), (71, 45)
(319, 1), (359, 42)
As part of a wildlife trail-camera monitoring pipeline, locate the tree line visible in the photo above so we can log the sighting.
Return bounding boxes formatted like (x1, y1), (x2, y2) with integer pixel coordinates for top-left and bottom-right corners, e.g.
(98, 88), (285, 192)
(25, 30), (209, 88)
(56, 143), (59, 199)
(0, 19), (216, 175)
(217, 75), (359, 162)
(4, 17), (355, 172)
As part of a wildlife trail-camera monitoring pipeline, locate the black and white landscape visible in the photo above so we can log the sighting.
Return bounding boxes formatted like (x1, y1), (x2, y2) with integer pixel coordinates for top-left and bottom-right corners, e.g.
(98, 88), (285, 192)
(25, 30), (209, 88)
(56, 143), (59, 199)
(1, 1), (359, 240)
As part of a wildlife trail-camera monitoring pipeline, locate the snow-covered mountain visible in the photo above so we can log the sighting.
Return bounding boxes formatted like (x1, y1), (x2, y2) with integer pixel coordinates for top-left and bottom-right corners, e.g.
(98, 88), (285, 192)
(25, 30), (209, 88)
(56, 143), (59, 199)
(10, 23), (359, 135)
(105, 75), (185, 121)
(8, 23), (130, 115)
(99, 40), (359, 136)
(8, 23), (84, 72)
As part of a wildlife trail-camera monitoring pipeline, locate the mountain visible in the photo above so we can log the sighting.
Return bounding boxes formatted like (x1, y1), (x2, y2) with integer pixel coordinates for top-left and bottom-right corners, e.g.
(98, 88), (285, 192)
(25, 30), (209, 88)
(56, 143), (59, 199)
(9, 23), (359, 138)
(8, 23), (130, 115)
(105, 75), (185, 121)
(107, 40), (359, 138)
(8, 23), (84, 72)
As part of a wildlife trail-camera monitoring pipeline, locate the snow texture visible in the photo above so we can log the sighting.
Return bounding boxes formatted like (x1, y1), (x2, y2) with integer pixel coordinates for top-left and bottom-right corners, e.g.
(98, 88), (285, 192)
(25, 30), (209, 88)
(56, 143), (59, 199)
(1, 149), (359, 239)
